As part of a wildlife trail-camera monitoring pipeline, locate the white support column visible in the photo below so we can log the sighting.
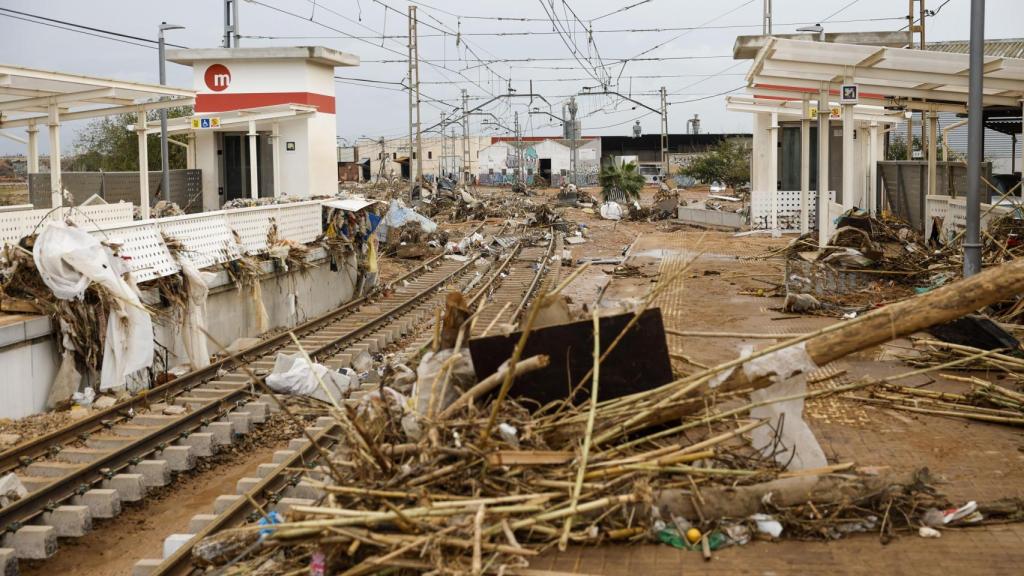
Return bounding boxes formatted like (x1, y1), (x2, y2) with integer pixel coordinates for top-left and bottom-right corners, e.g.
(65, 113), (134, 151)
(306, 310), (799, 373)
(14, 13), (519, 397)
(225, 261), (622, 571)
(1020, 100), (1023, 181)
(248, 120), (259, 199)
(47, 104), (62, 209)
(185, 133), (196, 170)
(868, 122), (879, 214)
(817, 86), (830, 247)
(800, 97), (810, 234)
(927, 112), (938, 198)
(136, 109), (150, 219)
(271, 121), (281, 197)
(841, 100), (855, 210)
(768, 111), (779, 233)
(27, 122), (39, 173)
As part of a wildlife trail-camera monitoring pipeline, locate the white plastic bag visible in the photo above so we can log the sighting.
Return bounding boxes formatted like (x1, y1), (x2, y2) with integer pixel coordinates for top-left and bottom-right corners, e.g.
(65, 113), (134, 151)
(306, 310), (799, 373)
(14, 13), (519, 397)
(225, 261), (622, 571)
(34, 223), (153, 390)
(179, 258), (212, 370)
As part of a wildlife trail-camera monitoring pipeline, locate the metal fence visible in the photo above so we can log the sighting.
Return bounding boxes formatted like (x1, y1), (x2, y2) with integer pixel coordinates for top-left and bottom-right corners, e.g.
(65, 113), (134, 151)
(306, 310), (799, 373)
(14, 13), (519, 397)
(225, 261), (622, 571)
(877, 160), (990, 231)
(28, 169), (203, 212)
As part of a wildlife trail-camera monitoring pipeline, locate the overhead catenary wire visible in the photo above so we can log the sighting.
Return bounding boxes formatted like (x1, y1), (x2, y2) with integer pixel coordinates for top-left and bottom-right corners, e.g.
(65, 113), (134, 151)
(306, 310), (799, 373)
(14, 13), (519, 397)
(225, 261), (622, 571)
(0, 9), (188, 50)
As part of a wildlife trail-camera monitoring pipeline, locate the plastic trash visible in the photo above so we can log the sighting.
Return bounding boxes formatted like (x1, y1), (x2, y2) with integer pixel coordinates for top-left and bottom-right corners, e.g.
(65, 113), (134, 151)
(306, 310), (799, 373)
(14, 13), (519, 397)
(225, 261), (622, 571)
(0, 473), (28, 507)
(257, 510), (284, 540)
(723, 523), (751, 545)
(750, 513), (783, 538)
(497, 423), (519, 448)
(72, 387), (96, 408)
(919, 526), (942, 538)
(599, 201), (624, 221)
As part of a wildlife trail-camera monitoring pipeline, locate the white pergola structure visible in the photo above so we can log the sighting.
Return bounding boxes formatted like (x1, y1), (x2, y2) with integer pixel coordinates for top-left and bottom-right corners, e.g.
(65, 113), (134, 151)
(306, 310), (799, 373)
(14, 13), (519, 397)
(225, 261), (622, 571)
(0, 64), (195, 218)
(133, 104), (317, 207)
(740, 38), (1024, 243)
(727, 94), (903, 234)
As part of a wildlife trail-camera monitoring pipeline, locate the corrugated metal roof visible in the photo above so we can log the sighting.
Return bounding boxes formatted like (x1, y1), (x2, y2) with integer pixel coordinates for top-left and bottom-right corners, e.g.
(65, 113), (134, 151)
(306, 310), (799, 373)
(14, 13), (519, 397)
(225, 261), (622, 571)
(898, 112), (1017, 158)
(926, 38), (1024, 58)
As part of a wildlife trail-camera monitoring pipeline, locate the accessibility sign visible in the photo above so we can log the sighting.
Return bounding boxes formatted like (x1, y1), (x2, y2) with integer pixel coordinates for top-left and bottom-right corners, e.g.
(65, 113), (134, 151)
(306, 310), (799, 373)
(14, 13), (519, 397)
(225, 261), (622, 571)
(809, 106), (841, 120)
(190, 117), (221, 129)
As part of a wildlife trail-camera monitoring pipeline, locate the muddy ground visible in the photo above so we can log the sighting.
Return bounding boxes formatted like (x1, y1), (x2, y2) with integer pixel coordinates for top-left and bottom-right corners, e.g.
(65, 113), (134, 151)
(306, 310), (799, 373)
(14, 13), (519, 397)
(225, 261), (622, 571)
(11, 184), (1024, 574)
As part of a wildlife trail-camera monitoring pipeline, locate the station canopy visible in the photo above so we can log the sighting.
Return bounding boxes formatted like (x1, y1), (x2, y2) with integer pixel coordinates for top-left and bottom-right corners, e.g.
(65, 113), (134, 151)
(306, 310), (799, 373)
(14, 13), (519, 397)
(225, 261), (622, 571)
(0, 63), (195, 129)
(747, 38), (1024, 111)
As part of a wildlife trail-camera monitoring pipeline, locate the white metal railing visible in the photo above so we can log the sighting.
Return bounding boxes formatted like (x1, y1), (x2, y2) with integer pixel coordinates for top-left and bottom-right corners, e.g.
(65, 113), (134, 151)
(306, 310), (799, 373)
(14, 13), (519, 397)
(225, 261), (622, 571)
(750, 189), (835, 231)
(2, 200), (325, 283)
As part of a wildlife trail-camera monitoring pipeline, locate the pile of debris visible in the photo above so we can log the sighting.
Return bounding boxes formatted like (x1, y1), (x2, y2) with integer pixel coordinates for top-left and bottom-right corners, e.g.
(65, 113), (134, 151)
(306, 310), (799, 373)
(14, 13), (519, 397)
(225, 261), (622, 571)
(187, 256), (1024, 573)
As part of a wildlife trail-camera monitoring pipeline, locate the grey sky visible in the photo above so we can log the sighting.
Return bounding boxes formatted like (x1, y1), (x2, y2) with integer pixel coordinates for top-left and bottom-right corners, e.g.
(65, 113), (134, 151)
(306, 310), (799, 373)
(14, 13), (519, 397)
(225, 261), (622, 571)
(0, 0), (1018, 155)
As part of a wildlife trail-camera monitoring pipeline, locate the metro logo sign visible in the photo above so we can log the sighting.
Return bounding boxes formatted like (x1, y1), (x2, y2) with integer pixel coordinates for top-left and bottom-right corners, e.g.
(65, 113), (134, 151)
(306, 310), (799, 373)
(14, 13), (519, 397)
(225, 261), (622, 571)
(204, 64), (232, 92)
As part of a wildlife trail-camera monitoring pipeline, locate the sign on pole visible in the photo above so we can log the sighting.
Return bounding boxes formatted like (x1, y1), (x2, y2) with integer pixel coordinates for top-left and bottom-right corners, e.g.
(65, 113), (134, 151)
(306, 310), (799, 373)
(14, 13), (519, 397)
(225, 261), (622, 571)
(190, 117), (221, 129)
(840, 84), (859, 104)
(809, 106), (841, 120)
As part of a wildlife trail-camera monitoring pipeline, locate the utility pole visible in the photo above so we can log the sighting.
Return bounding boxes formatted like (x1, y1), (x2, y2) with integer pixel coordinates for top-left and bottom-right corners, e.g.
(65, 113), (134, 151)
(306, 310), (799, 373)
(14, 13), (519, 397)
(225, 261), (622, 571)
(158, 22), (184, 203)
(461, 89), (470, 185)
(567, 97), (579, 187)
(377, 136), (386, 182)
(407, 6), (423, 190)
(762, 0), (772, 35)
(964, 0), (984, 276)
(223, 0), (240, 47)
(514, 111), (523, 184)
(660, 86), (669, 180)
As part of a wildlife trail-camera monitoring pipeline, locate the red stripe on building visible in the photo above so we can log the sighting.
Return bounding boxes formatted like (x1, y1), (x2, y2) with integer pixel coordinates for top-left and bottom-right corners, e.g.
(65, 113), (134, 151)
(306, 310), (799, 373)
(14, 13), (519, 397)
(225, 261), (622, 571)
(195, 92), (336, 114)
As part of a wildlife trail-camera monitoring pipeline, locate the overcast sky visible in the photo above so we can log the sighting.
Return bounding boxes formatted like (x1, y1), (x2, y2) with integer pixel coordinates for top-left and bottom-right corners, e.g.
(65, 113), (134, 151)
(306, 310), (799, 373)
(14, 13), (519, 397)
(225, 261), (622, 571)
(0, 0), (1019, 155)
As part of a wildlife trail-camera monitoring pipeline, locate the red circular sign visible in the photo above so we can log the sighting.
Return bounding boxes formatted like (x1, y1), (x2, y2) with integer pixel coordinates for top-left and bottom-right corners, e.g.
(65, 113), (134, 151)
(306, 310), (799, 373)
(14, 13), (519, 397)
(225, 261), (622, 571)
(204, 64), (232, 92)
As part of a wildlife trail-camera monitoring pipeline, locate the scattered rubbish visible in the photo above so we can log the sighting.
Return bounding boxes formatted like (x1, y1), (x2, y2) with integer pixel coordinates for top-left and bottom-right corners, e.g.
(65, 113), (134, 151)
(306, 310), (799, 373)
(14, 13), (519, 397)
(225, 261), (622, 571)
(599, 201), (624, 221)
(918, 526), (942, 538)
(784, 292), (820, 313)
(266, 354), (351, 401)
(0, 473), (28, 507)
(927, 314), (1019, 351)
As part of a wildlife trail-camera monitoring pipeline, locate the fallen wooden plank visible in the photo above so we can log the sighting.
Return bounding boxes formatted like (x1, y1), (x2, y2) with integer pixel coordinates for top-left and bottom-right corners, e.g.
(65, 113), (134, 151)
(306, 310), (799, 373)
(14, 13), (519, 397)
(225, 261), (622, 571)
(485, 451), (574, 466)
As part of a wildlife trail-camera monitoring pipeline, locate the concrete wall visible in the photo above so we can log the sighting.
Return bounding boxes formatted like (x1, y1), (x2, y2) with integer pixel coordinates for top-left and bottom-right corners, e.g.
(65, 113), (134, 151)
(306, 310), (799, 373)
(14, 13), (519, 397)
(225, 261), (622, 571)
(0, 249), (359, 419)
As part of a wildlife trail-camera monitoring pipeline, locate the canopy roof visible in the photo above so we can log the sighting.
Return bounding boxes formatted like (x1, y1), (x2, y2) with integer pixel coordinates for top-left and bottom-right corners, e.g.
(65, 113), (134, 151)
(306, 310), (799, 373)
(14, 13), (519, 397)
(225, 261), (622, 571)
(134, 104), (317, 135)
(725, 95), (903, 124)
(747, 38), (1024, 111)
(0, 63), (194, 129)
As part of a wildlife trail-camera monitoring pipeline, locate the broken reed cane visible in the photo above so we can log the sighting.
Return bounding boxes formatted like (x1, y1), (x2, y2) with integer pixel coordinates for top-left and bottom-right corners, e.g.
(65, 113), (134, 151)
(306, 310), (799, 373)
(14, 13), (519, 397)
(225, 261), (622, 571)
(590, 256), (1024, 444)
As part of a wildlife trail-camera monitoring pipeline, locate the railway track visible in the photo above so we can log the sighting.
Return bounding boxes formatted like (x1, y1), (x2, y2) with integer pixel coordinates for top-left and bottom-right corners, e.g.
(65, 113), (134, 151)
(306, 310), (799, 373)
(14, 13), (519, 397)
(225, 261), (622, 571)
(0, 226), (497, 569)
(140, 229), (564, 575)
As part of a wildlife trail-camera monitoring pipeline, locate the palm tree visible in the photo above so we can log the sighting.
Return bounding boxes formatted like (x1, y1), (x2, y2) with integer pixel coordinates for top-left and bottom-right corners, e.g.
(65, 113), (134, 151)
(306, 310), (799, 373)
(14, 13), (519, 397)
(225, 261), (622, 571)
(598, 161), (645, 203)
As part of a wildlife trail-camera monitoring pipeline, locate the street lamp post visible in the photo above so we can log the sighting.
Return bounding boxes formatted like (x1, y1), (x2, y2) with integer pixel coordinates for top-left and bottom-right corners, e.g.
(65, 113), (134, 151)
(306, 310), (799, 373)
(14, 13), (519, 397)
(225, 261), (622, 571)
(159, 22), (185, 204)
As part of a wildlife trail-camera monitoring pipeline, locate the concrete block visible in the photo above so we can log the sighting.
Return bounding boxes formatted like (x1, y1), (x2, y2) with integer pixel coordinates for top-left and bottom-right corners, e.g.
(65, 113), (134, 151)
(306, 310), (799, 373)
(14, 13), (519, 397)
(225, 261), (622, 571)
(258, 393), (281, 413)
(25, 461), (80, 478)
(187, 514), (217, 534)
(272, 450), (297, 464)
(3, 526), (56, 560)
(162, 534), (194, 559)
(287, 438), (310, 451)
(131, 559), (163, 576)
(226, 412), (251, 435)
(131, 460), (171, 488)
(245, 402), (269, 423)
(256, 463), (279, 478)
(110, 424), (156, 438)
(284, 480), (325, 501)
(270, 497), (314, 516)
(160, 446), (195, 472)
(40, 505), (92, 537)
(235, 477), (261, 495)
(73, 489), (121, 519)
(179, 433), (215, 457)
(58, 448), (108, 464)
(85, 435), (131, 450)
(314, 416), (336, 429)
(0, 548), (17, 576)
(213, 495), (241, 514)
(105, 474), (146, 502)
(130, 414), (178, 427)
(203, 421), (234, 446)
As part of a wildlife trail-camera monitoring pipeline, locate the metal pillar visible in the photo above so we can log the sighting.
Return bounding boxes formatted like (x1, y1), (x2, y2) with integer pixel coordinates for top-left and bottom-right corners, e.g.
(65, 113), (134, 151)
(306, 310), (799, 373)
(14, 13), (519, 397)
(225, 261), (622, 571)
(964, 0), (984, 277)
(408, 6), (423, 187)
(817, 86), (830, 247)
(271, 121), (281, 196)
(800, 97), (810, 233)
(158, 23), (182, 203)
(185, 133), (196, 170)
(868, 122), (879, 214)
(841, 100), (855, 209)
(514, 111), (523, 184)
(247, 120), (259, 199)
(47, 104), (62, 209)
(768, 112), (779, 232)
(135, 108), (149, 218)
(27, 122), (38, 173)
(223, 0), (240, 48)
(763, 0), (772, 34)
(660, 86), (669, 180)
(906, 113), (914, 160)
(461, 89), (470, 185)
(568, 96), (578, 186)
(927, 112), (938, 197)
